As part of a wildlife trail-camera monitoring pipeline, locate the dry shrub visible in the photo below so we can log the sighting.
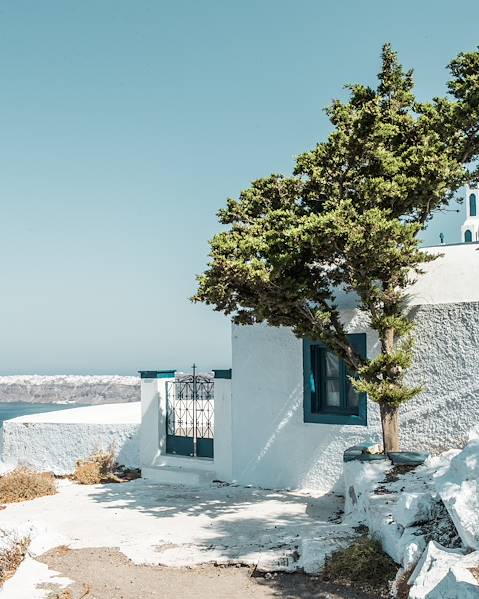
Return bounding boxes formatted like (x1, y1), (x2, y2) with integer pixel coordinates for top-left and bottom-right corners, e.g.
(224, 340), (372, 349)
(322, 536), (398, 597)
(74, 451), (119, 485)
(0, 468), (56, 504)
(0, 536), (30, 584)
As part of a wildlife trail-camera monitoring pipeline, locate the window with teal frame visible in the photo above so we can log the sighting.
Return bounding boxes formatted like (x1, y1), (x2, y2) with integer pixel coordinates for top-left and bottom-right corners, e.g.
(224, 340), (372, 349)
(303, 333), (367, 426)
(470, 193), (477, 217)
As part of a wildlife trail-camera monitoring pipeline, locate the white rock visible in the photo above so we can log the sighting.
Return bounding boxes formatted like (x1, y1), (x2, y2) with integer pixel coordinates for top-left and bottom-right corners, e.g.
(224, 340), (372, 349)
(299, 524), (359, 574)
(428, 565), (479, 598)
(343, 460), (391, 518)
(394, 492), (436, 529)
(435, 438), (479, 550)
(297, 539), (329, 575)
(399, 528), (427, 570)
(408, 541), (466, 599)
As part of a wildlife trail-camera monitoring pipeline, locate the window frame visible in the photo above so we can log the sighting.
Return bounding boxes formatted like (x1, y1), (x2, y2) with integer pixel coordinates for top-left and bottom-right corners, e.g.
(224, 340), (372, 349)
(470, 193), (477, 217)
(303, 334), (368, 426)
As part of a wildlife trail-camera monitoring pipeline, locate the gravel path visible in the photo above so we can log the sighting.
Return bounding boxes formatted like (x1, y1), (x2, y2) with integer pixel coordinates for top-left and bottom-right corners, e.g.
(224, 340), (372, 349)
(39, 547), (376, 599)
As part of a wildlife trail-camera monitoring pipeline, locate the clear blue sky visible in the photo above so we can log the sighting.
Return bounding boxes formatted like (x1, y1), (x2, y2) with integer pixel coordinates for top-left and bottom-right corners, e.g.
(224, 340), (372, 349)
(0, 0), (474, 374)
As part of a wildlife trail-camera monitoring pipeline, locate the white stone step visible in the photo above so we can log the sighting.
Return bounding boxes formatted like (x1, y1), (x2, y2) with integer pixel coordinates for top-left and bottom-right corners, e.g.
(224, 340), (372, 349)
(142, 464), (216, 486)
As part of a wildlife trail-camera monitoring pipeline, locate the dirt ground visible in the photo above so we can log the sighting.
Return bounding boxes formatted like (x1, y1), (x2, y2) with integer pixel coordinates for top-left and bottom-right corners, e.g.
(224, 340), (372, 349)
(39, 547), (377, 599)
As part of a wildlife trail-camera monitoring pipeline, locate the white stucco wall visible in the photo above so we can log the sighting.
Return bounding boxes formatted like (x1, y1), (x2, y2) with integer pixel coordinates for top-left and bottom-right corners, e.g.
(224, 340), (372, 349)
(140, 376), (173, 466)
(402, 302), (479, 453)
(2, 403), (141, 474)
(231, 322), (381, 492)
(230, 244), (479, 492)
(213, 378), (233, 481)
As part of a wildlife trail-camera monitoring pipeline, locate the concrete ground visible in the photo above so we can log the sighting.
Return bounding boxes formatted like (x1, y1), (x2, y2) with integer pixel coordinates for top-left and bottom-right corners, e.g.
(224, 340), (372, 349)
(0, 479), (362, 597)
(39, 546), (376, 599)
(0, 479), (345, 568)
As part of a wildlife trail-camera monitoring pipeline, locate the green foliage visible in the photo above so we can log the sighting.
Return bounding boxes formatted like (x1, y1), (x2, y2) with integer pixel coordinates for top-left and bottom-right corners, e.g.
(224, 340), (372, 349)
(194, 44), (479, 418)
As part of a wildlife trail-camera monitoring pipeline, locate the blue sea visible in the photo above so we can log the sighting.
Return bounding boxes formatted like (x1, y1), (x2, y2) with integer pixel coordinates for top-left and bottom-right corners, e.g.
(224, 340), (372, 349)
(0, 402), (83, 428)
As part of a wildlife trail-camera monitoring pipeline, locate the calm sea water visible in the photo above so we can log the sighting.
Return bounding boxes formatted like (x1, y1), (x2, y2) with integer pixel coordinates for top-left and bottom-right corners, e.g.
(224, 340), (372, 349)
(0, 402), (84, 427)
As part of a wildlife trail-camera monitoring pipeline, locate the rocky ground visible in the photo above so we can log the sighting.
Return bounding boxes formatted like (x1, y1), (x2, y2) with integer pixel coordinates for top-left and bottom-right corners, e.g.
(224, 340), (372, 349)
(343, 430), (479, 598)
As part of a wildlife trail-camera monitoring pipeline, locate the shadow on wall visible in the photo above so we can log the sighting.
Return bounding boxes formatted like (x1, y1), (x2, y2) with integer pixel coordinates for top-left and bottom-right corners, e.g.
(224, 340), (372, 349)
(233, 378), (380, 492)
(231, 324), (383, 493)
(116, 427), (141, 468)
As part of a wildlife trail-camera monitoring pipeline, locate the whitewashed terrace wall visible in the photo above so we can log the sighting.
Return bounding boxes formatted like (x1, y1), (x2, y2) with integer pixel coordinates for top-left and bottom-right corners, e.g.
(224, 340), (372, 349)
(2, 422), (140, 474)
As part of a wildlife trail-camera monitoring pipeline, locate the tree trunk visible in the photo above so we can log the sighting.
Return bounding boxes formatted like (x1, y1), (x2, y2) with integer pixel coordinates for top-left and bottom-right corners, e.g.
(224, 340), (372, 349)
(380, 403), (400, 453)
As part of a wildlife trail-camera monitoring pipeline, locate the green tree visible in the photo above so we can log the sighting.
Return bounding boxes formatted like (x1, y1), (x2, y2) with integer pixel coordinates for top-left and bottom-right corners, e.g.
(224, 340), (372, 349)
(193, 44), (479, 452)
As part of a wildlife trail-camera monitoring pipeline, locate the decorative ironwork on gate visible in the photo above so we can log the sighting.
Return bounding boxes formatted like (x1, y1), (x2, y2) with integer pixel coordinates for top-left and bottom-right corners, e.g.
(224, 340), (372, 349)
(166, 364), (214, 458)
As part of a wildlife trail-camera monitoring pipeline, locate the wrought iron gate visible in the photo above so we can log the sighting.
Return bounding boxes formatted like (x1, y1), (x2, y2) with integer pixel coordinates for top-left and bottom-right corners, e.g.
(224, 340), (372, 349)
(166, 366), (214, 458)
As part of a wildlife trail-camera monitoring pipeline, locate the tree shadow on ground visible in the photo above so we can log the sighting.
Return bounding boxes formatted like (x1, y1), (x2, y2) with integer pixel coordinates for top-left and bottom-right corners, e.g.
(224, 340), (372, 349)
(256, 573), (378, 599)
(88, 479), (342, 522)
(87, 479), (346, 564)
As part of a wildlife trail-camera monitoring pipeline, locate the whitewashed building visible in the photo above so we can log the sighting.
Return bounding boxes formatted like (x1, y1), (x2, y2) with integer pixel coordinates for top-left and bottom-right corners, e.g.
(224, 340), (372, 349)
(462, 184), (479, 242)
(140, 209), (479, 493)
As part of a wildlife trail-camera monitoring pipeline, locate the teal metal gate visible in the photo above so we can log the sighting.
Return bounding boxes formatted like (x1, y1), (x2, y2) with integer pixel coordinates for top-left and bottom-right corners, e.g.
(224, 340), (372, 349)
(166, 368), (214, 459)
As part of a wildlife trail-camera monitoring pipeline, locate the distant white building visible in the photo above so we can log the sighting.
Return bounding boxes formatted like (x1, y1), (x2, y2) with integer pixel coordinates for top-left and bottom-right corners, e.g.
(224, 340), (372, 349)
(140, 194), (479, 493)
(461, 184), (479, 242)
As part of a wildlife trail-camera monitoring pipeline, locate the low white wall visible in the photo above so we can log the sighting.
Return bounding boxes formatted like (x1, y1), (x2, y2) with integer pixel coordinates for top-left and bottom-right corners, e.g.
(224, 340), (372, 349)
(2, 403), (141, 474)
(230, 300), (479, 492)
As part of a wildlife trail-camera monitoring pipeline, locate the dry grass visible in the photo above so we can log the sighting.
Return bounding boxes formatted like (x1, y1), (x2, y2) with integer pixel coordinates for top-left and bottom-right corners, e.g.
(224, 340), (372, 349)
(74, 451), (121, 485)
(321, 536), (398, 597)
(394, 566), (415, 599)
(0, 468), (57, 504)
(0, 536), (30, 585)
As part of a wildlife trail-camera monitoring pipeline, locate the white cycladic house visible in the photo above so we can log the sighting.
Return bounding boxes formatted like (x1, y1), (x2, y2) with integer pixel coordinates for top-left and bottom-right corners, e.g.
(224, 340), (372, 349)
(140, 235), (479, 494)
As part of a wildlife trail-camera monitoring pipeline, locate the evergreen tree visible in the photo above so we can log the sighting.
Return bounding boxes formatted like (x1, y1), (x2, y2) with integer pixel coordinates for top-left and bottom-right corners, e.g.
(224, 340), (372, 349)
(193, 44), (479, 452)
